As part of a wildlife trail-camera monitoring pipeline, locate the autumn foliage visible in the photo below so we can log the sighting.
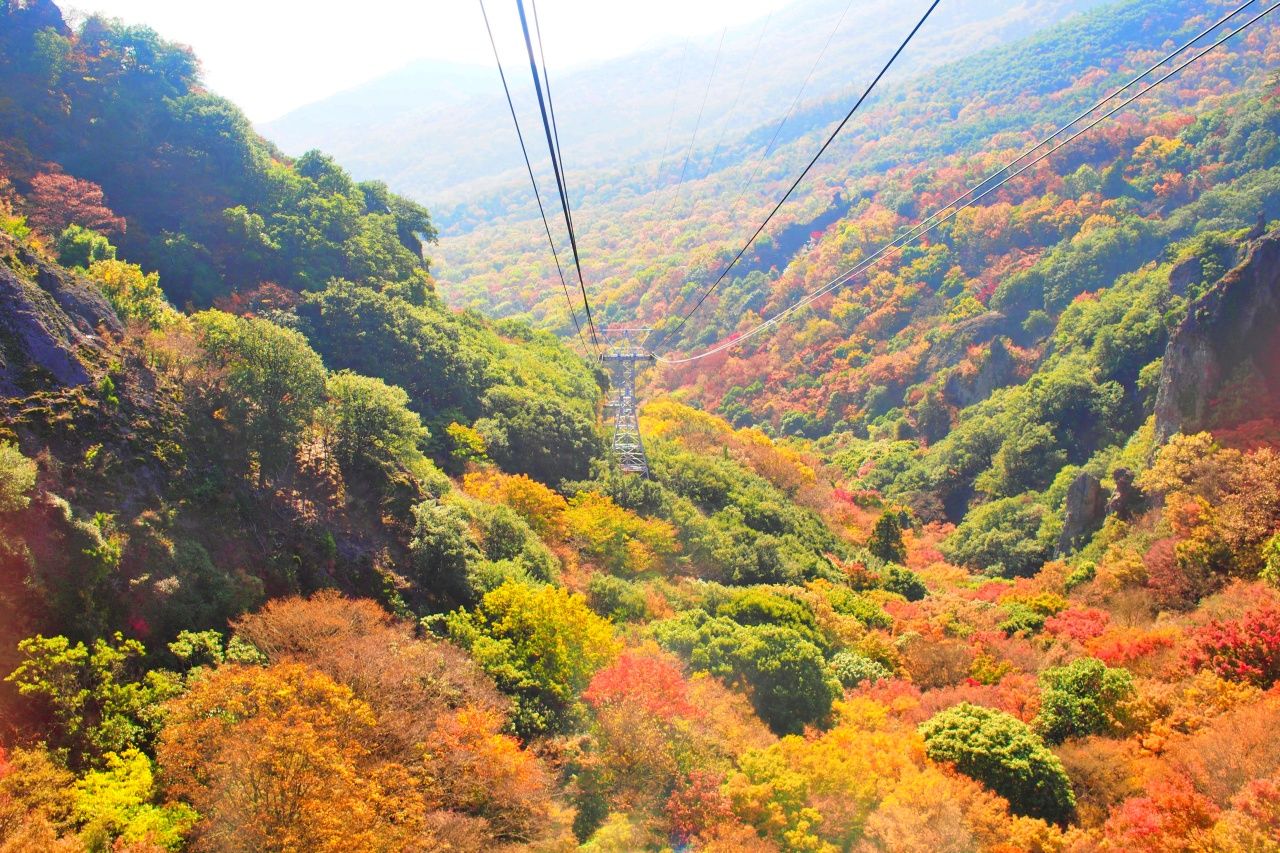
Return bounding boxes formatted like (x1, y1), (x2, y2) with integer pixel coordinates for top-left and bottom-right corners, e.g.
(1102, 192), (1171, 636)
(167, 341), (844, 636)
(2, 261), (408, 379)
(1187, 601), (1280, 688)
(157, 663), (423, 852)
(26, 171), (125, 238)
(3, 1), (1280, 850)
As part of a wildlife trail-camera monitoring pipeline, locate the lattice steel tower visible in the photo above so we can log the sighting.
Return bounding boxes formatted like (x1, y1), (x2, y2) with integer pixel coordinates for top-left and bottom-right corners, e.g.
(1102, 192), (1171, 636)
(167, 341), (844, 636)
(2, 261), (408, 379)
(600, 329), (656, 476)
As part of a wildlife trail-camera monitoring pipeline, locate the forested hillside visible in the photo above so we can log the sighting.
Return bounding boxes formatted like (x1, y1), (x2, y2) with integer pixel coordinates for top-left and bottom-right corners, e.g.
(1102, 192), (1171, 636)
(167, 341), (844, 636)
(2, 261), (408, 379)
(264, 0), (1110, 218)
(435, 0), (1280, 342)
(2, 0), (1280, 851)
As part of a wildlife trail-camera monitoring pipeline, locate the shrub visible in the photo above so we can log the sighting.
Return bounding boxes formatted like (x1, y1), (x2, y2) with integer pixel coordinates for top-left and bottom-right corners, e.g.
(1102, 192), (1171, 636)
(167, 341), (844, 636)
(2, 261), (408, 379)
(883, 564), (928, 601)
(0, 441), (37, 513)
(710, 587), (828, 653)
(1102, 774), (1219, 853)
(469, 502), (557, 583)
(321, 371), (428, 473)
(826, 585), (893, 629)
(192, 311), (327, 478)
(5, 633), (182, 766)
(564, 492), (678, 576)
(447, 581), (619, 738)
(586, 574), (649, 623)
(1000, 604), (1047, 636)
(73, 748), (197, 849)
(830, 651), (892, 688)
(55, 224), (115, 268)
(900, 634), (978, 689)
(652, 611), (839, 735)
(942, 496), (1051, 577)
(409, 500), (479, 602)
(87, 259), (174, 328)
(583, 650), (698, 721)
(1088, 625), (1179, 668)
(1043, 607), (1110, 642)
(1000, 593), (1068, 636)
(476, 385), (601, 486)
(1187, 601), (1280, 687)
(919, 703), (1075, 825)
(1034, 657), (1134, 744)
(1063, 561), (1096, 592)
(1260, 533), (1280, 589)
(1208, 777), (1280, 851)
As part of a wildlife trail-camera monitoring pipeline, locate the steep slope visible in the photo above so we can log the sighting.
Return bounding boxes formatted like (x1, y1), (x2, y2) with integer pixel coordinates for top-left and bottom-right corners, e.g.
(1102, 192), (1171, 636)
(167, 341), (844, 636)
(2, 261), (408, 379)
(0, 235), (118, 396)
(1155, 225), (1280, 441)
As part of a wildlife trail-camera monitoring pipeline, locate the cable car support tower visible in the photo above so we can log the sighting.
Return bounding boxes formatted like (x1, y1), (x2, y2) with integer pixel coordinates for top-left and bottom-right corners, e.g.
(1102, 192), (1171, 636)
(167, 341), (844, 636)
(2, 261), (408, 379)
(600, 329), (656, 476)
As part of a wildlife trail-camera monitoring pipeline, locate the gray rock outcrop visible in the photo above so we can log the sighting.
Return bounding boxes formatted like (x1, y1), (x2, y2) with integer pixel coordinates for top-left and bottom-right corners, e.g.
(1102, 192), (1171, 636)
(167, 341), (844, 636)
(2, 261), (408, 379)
(0, 237), (119, 398)
(1057, 471), (1107, 555)
(1154, 227), (1280, 442)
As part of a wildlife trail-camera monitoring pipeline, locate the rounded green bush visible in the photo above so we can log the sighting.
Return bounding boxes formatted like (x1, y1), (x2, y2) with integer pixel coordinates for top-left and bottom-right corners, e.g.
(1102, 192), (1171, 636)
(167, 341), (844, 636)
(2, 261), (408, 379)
(919, 702), (1075, 825)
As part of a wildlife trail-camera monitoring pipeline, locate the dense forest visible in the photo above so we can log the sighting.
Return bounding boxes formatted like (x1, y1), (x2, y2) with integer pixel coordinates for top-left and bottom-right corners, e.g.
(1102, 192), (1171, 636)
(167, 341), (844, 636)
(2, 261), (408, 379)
(2, 0), (1280, 850)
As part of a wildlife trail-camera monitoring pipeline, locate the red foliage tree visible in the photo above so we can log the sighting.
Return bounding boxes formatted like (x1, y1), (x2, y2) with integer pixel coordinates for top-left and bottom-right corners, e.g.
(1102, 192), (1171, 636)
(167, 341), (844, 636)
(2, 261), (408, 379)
(26, 171), (125, 237)
(1187, 601), (1280, 687)
(1103, 774), (1218, 852)
(666, 770), (733, 845)
(1044, 607), (1110, 643)
(1218, 777), (1280, 843)
(583, 649), (700, 722)
(213, 282), (301, 317)
(1088, 626), (1178, 668)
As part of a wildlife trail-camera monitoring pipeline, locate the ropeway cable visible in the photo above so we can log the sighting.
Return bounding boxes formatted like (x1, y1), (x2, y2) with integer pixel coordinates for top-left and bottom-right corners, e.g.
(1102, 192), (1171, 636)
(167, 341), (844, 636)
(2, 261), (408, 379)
(656, 0), (1277, 365)
(651, 0), (944, 353)
(478, 0), (589, 354)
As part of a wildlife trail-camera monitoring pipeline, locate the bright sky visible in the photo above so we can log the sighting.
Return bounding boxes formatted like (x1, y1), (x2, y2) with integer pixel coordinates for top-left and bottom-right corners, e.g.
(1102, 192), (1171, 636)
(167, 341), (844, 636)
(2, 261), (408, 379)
(64, 0), (795, 123)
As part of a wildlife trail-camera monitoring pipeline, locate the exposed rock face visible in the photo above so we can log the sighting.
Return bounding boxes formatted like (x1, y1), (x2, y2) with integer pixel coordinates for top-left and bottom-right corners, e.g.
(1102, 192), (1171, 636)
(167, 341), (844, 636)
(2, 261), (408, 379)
(926, 311), (1008, 372)
(0, 239), (118, 398)
(945, 336), (1018, 408)
(1167, 255), (1200, 298)
(1250, 211), (1267, 241)
(1154, 228), (1280, 442)
(1105, 467), (1145, 521)
(1057, 472), (1107, 555)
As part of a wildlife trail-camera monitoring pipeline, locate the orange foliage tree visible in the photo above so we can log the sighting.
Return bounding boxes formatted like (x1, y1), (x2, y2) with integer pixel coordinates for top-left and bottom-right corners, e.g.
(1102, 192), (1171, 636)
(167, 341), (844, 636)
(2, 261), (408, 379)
(231, 592), (507, 759)
(157, 662), (424, 852)
(420, 706), (552, 843)
(230, 593), (560, 844)
(462, 469), (568, 540)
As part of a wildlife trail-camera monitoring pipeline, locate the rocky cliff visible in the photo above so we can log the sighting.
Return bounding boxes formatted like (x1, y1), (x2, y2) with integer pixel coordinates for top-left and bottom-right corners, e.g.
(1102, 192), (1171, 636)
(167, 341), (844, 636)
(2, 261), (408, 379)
(0, 233), (119, 399)
(1154, 227), (1280, 442)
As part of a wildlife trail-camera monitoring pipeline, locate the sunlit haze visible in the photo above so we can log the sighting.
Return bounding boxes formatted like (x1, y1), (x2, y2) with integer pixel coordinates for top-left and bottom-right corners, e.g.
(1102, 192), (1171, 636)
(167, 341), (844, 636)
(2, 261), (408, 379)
(65, 0), (795, 122)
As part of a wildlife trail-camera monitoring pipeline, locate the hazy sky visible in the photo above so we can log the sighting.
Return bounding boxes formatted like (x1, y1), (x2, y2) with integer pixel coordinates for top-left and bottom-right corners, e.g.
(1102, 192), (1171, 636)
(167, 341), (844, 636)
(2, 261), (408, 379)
(64, 0), (795, 122)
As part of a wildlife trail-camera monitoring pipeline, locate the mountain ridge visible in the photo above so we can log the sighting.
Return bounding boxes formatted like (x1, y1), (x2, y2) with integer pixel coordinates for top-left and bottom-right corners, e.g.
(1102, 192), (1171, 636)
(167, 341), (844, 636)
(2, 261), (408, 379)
(263, 0), (1110, 220)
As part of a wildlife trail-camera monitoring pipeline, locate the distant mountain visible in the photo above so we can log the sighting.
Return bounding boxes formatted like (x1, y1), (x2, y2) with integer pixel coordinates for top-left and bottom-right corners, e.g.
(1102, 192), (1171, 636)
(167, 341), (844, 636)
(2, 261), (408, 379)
(261, 0), (1110, 228)
(259, 59), (491, 156)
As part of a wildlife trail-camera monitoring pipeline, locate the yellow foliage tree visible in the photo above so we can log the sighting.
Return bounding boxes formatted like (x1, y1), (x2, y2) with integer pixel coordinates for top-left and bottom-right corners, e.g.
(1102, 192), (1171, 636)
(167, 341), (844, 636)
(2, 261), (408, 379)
(564, 492), (678, 575)
(462, 469), (568, 540)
